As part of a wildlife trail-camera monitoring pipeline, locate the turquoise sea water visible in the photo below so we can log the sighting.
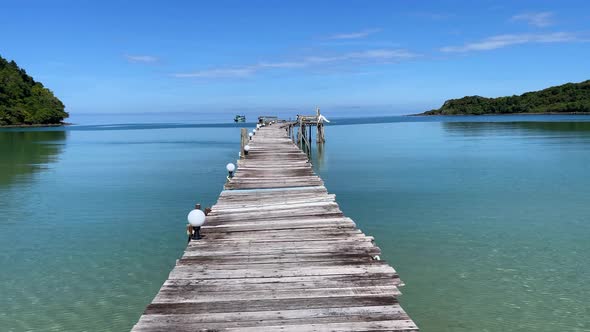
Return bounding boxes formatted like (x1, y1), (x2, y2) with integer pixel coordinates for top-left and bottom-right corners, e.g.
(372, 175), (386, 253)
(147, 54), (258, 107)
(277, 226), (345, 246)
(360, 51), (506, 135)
(1, 114), (590, 331)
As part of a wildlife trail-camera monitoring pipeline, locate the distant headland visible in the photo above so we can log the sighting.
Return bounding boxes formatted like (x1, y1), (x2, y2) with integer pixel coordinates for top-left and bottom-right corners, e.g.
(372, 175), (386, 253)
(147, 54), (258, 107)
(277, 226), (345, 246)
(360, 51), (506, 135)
(0, 55), (68, 127)
(421, 80), (590, 116)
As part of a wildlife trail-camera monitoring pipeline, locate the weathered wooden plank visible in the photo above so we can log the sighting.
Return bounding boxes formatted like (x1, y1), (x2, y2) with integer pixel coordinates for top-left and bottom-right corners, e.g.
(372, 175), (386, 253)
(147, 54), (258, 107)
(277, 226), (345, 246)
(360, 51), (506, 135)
(134, 309), (415, 331)
(201, 234), (370, 243)
(168, 264), (395, 280)
(217, 192), (330, 203)
(202, 228), (361, 236)
(144, 295), (401, 314)
(218, 189), (331, 197)
(177, 255), (382, 266)
(199, 236), (373, 245)
(184, 242), (379, 255)
(204, 211), (346, 224)
(180, 251), (383, 263)
(219, 320), (419, 332)
(153, 285), (401, 303)
(135, 305), (409, 328)
(174, 257), (384, 270)
(207, 201), (339, 215)
(202, 221), (357, 232)
(225, 181), (325, 190)
(182, 247), (382, 258)
(160, 273), (403, 290)
(215, 195), (333, 207)
(188, 235), (374, 245)
(230, 175), (323, 181)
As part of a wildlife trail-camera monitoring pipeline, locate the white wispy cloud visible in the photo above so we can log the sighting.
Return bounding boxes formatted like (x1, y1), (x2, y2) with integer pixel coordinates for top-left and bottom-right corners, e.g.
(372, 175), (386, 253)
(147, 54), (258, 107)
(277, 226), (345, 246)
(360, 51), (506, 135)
(328, 28), (381, 40)
(125, 54), (159, 63)
(173, 49), (419, 78)
(440, 32), (578, 52)
(511, 12), (554, 27)
(304, 49), (417, 63)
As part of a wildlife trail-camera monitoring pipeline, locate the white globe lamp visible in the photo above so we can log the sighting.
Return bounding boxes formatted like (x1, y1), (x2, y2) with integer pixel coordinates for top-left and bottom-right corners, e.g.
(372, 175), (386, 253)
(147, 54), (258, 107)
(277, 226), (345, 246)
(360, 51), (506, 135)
(187, 209), (206, 240)
(226, 163), (236, 178)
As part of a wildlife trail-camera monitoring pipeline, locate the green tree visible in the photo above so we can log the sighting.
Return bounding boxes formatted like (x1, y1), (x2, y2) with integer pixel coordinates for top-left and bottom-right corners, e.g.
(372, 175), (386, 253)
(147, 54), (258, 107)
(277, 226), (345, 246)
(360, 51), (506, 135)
(424, 80), (590, 115)
(0, 55), (68, 126)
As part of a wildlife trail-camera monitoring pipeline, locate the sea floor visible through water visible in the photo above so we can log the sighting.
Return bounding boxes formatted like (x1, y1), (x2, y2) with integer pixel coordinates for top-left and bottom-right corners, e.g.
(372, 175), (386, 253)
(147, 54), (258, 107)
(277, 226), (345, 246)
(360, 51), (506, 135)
(1, 113), (589, 331)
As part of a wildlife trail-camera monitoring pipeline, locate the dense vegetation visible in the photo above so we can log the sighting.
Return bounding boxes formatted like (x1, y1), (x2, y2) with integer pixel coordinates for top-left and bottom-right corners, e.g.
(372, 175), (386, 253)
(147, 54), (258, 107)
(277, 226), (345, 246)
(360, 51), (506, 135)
(0, 55), (67, 126)
(423, 80), (590, 115)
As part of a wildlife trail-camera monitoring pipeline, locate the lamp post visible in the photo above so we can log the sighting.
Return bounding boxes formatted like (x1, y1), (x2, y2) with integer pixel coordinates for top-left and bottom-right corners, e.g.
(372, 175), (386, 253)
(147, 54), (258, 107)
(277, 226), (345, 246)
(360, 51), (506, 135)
(187, 208), (206, 240)
(244, 144), (250, 156)
(248, 132), (253, 140)
(252, 129), (257, 135)
(226, 163), (236, 178)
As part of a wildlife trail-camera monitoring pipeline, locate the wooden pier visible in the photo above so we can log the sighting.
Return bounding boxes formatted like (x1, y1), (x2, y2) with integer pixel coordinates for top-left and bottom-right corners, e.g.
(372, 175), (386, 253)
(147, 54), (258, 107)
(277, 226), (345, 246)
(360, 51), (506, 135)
(132, 123), (418, 331)
(284, 107), (328, 150)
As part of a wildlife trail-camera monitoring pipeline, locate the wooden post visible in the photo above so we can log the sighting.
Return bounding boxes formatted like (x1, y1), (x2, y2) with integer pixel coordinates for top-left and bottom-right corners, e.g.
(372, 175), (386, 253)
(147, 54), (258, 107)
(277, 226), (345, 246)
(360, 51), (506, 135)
(316, 107), (325, 144)
(317, 123), (325, 143)
(301, 123), (306, 147)
(297, 117), (302, 146)
(240, 128), (248, 158)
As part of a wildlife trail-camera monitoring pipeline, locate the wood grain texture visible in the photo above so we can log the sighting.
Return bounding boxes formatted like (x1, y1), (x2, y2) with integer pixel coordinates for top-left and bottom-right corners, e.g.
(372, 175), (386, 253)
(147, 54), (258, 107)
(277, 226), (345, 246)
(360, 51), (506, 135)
(132, 124), (418, 331)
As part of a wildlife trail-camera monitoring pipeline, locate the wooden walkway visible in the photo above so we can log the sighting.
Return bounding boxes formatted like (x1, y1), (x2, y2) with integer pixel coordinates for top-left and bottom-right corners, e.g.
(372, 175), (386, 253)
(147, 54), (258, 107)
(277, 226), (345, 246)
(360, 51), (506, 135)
(132, 124), (418, 331)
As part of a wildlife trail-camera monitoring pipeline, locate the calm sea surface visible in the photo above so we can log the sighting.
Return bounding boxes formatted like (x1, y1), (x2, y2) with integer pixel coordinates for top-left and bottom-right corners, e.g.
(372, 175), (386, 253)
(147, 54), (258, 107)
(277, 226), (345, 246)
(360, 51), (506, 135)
(1, 114), (589, 331)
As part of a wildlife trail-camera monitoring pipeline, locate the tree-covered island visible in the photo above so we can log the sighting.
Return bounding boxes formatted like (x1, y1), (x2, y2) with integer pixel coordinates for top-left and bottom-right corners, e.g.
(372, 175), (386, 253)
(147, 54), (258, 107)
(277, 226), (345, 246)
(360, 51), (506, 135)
(0, 55), (68, 126)
(423, 80), (590, 115)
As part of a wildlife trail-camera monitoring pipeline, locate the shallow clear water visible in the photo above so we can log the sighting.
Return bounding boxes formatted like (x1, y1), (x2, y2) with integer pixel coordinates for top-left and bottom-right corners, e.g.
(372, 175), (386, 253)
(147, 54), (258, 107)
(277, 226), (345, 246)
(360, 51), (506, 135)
(1, 114), (589, 331)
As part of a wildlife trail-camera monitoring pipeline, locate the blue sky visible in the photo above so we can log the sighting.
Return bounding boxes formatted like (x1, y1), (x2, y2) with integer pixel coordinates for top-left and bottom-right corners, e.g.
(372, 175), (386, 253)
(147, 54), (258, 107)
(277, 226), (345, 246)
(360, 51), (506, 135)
(1, 0), (589, 115)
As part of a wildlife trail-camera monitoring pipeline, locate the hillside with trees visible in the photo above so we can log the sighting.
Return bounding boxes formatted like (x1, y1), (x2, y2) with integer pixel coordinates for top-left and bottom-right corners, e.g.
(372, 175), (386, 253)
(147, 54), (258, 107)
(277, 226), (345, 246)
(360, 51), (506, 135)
(0, 55), (68, 126)
(423, 80), (590, 115)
